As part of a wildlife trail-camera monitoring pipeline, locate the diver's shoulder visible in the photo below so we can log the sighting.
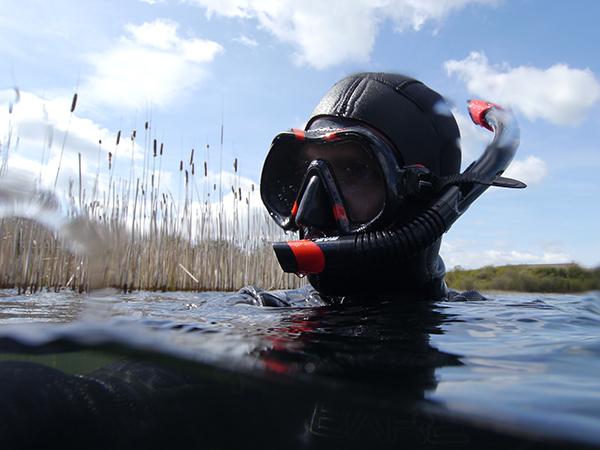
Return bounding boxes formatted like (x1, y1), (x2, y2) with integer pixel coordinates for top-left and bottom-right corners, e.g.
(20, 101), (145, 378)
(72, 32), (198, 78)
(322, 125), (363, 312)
(234, 285), (327, 307)
(446, 289), (487, 301)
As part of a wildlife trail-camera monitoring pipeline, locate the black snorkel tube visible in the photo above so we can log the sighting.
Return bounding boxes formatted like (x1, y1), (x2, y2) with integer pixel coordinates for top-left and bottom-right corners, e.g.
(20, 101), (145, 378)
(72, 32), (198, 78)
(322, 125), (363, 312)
(273, 100), (524, 275)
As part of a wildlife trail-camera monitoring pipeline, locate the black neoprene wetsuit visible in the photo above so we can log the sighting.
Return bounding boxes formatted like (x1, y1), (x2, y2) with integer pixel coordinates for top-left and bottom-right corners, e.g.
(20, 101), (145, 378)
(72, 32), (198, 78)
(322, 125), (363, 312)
(232, 284), (484, 307)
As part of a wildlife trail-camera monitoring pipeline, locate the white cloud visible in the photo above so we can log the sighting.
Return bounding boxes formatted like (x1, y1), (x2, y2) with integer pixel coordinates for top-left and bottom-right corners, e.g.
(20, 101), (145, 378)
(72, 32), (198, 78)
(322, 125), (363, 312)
(0, 89), (145, 195)
(453, 109), (489, 164)
(124, 20), (180, 50)
(441, 240), (571, 269)
(82, 19), (223, 110)
(503, 155), (547, 186)
(189, 168), (260, 207)
(445, 51), (600, 125)
(380, 0), (496, 31)
(195, 0), (254, 18)
(234, 34), (259, 48)
(187, 0), (496, 69)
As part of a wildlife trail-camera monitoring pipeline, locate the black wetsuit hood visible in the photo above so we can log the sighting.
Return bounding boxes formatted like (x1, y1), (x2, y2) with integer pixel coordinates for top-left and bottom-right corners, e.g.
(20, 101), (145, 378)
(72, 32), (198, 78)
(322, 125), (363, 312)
(307, 72), (461, 177)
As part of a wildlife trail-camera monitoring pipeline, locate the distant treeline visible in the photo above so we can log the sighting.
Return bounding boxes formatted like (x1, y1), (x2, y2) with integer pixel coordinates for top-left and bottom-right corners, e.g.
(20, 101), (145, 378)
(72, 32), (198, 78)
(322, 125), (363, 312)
(446, 264), (600, 293)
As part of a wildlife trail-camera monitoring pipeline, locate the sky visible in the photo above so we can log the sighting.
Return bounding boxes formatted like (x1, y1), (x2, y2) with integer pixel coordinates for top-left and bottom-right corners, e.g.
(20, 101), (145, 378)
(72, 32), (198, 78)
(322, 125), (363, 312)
(1, 0), (599, 269)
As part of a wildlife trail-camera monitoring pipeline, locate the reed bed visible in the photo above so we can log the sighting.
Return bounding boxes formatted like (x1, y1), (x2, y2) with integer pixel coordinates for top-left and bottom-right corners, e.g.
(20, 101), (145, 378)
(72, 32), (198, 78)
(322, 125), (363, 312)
(0, 93), (304, 293)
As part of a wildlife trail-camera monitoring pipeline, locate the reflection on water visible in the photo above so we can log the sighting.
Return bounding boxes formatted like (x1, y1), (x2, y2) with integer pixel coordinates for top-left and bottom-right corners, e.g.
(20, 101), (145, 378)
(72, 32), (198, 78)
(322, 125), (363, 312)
(430, 292), (600, 446)
(1, 290), (599, 449)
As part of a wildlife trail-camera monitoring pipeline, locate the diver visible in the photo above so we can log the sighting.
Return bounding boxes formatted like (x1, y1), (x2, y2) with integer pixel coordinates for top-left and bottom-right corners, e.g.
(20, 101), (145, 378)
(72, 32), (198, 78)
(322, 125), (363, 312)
(239, 72), (524, 306)
(0, 73), (529, 450)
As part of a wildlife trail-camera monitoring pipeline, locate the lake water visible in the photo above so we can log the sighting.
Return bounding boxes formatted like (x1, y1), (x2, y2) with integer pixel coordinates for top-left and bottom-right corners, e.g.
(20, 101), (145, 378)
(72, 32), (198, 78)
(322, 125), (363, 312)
(1, 288), (599, 449)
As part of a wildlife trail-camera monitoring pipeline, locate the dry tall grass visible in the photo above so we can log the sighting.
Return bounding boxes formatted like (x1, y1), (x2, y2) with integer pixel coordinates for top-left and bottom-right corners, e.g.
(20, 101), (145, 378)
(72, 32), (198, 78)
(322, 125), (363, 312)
(0, 92), (303, 293)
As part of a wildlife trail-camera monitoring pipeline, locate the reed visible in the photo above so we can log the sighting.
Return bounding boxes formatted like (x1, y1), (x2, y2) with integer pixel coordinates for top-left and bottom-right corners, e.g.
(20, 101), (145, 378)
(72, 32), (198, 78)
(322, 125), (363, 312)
(0, 94), (303, 294)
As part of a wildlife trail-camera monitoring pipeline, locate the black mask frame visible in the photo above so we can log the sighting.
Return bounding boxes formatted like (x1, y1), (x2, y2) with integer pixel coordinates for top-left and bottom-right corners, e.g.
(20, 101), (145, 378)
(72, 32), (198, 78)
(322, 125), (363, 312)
(260, 126), (431, 235)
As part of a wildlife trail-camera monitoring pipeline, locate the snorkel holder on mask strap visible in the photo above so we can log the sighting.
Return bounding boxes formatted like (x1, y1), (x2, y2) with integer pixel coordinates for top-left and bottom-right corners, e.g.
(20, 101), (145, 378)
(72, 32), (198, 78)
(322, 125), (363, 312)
(272, 100), (525, 275)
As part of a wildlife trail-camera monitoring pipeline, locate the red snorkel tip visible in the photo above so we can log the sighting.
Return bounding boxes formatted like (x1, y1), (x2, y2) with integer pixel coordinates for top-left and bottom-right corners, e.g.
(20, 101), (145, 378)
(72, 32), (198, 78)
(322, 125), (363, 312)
(467, 99), (500, 132)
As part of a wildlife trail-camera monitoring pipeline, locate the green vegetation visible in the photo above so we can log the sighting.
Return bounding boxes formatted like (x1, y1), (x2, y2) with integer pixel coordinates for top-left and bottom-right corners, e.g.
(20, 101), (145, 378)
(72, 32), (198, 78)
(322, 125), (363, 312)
(446, 264), (600, 293)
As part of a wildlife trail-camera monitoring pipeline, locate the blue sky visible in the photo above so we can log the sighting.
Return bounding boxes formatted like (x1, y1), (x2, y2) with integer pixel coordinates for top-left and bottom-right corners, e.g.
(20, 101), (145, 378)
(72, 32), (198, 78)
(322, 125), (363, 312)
(1, 0), (599, 268)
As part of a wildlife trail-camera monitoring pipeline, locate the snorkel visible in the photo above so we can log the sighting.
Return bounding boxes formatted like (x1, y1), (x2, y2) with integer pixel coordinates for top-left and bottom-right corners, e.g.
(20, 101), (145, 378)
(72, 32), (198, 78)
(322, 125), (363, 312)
(273, 100), (524, 275)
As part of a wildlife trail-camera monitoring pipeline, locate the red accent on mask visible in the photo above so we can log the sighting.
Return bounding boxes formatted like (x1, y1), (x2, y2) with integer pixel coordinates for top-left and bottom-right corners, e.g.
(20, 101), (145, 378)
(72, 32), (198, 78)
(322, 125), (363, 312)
(332, 204), (347, 221)
(292, 128), (306, 141)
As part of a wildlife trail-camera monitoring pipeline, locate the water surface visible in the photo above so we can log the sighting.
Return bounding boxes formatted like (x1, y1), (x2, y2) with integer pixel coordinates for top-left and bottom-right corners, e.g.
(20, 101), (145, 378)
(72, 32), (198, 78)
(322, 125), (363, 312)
(0, 289), (598, 449)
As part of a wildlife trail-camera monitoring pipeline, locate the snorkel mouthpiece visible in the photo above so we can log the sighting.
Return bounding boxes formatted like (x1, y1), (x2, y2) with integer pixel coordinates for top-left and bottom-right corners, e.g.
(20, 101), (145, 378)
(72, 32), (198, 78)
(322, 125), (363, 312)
(273, 240), (326, 274)
(274, 195), (455, 275)
(272, 100), (523, 276)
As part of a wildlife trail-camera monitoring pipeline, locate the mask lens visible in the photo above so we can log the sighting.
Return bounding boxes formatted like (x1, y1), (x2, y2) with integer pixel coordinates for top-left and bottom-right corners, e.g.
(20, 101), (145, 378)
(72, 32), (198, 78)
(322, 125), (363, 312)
(300, 140), (385, 224)
(261, 136), (311, 220)
(261, 131), (387, 228)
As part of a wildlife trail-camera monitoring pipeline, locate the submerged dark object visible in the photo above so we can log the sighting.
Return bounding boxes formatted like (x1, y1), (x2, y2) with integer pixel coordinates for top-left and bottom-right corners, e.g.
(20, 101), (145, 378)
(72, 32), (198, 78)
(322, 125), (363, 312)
(261, 73), (524, 296)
